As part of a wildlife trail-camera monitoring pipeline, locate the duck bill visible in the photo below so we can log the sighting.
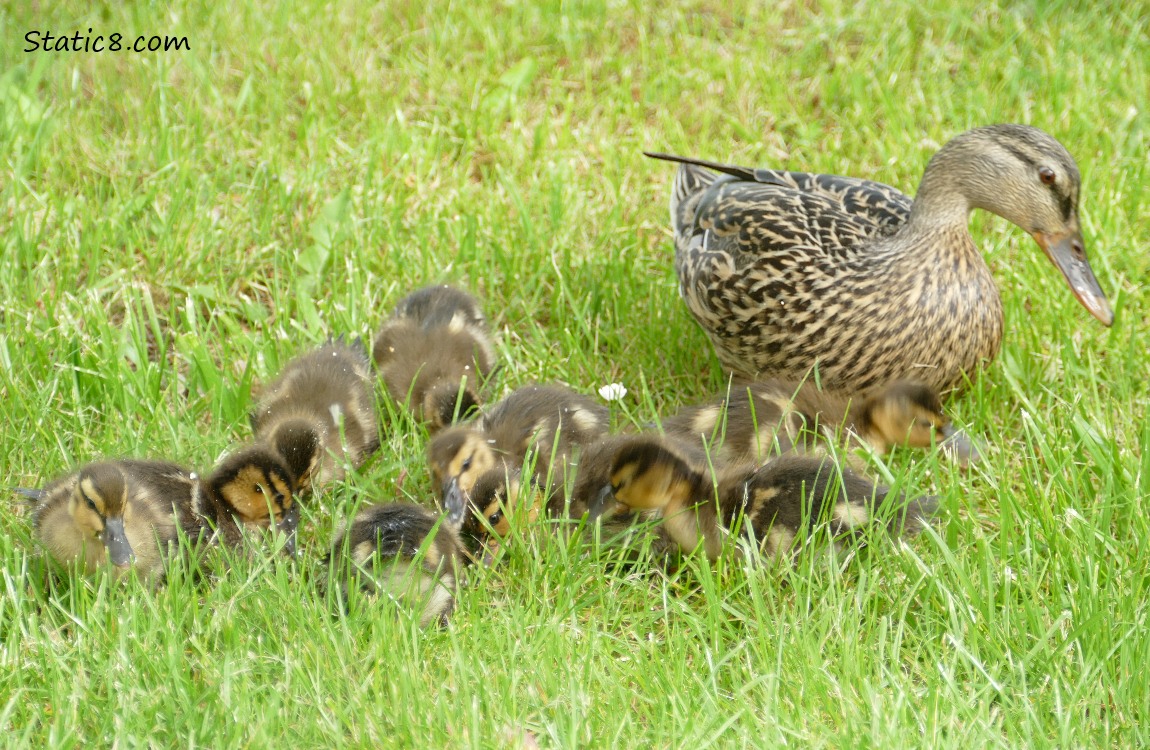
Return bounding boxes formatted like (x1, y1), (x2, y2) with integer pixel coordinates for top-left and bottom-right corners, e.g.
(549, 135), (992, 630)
(940, 425), (979, 468)
(443, 478), (466, 526)
(1032, 228), (1114, 326)
(586, 485), (617, 521)
(277, 503), (300, 557)
(102, 517), (135, 568)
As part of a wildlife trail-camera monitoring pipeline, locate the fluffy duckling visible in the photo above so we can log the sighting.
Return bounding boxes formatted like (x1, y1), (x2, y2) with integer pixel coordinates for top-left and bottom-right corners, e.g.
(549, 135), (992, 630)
(205, 444), (301, 555)
(661, 379), (976, 467)
(428, 384), (610, 521)
(250, 340), (380, 489)
(596, 437), (938, 562)
(27, 460), (209, 581)
(456, 435), (644, 552)
(325, 502), (466, 627)
(374, 285), (496, 432)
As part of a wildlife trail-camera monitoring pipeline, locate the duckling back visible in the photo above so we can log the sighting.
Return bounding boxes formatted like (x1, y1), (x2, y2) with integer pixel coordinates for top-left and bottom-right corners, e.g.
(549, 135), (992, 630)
(374, 285), (496, 432)
(251, 340), (379, 486)
(325, 502), (465, 627)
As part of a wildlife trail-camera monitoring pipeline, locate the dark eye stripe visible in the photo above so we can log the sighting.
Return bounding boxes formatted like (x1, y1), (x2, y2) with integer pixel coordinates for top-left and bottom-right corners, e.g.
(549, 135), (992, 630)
(1059, 190), (1073, 222)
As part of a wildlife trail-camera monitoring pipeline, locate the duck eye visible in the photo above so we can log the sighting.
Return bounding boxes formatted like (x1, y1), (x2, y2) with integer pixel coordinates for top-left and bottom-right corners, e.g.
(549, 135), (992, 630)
(488, 510), (503, 526)
(253, 484), (264, 494)
(461, 456), (473, 472)
(83, 495), (98, 512)
(1038, 167), (1056, 186)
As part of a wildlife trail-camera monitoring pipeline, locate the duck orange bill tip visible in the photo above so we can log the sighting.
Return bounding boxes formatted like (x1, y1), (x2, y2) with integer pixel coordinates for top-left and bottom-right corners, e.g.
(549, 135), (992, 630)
(1033, 229), (1114, 327)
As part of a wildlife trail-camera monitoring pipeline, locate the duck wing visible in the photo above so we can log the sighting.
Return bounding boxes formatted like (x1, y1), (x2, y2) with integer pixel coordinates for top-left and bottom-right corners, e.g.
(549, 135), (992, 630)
(646, 153), (912, 264)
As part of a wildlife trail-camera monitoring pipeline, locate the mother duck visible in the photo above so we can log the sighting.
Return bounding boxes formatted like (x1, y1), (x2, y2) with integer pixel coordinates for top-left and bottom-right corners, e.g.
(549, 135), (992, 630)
(647, 124), (1113, 394)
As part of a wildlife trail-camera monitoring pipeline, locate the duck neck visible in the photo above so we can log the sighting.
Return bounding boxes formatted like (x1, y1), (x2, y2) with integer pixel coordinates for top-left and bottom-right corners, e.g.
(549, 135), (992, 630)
(903, 164), (975, 234)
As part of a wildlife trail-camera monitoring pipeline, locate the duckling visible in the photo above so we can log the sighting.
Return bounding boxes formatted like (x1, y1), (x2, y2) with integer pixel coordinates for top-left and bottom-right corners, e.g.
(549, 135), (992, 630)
(649, 124), (1112, 394)
(205, 443), (300, 555)
(374, 285), (496, 433)
(250, 340), (379, 489)
(428, 384), (610, 519)
(456, 435), (644, 552)
(597, 437), (937, 561)
(325, 502), (466, 627)
(28, 460), (210, 581)
(661, 379), (976, 467)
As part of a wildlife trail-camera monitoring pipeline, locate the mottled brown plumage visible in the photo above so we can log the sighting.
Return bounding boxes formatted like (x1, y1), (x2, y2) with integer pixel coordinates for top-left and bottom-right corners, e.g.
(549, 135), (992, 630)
(649, 124), (1113, 394)
(374, 285), (496, 432)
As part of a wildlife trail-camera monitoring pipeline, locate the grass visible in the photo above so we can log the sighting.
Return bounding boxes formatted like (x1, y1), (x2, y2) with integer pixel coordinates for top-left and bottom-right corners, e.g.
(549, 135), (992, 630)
(1, 0), (1148, 746)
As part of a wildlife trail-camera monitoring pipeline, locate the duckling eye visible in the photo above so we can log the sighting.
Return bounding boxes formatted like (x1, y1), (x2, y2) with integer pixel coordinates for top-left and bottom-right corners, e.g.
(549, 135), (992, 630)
(488, 510), (503, 526)
(83, 495), (99, 513)
(1038, 166), (1057, 186)
(461, 455), (473, 472)
(253, 484), (264, 495)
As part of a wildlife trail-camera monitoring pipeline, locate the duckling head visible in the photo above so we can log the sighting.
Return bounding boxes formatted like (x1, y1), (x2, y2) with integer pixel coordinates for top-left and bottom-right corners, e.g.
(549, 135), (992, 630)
(69, 463), (135, 570)
(458, 467), (547, 543)
(857, 381), (977, 465)
(607, 439), (699, 513)
(263, 416), (324, 491)
(209, 446), (300, 554)
(428, 427), (500, 519)
(422, 381), (481, 433)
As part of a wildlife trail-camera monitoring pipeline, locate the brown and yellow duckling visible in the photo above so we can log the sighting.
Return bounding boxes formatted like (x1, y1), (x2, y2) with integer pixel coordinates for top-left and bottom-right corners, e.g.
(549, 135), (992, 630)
(593, 437), (938, 562)
(661, 379), (976, 467)
(26, 460), (211, 581)
(649, 124), (1113, 394)
(250, 340), (380, 489)
(25, 448), (306, 579)
(374, 285), (496, 432)
(324, 502), (466, 627)
(204, 444), (301, 555)
(428, 383), (610, 523)
(454, 435), (657, 555)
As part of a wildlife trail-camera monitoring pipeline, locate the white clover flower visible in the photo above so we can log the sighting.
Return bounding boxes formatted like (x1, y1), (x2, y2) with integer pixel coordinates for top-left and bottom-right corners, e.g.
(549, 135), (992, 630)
(598, 383), (627, 402)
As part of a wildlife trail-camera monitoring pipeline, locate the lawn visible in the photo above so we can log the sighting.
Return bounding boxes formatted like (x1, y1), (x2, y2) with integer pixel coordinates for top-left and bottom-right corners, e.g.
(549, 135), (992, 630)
(1, 0), (1147, 746)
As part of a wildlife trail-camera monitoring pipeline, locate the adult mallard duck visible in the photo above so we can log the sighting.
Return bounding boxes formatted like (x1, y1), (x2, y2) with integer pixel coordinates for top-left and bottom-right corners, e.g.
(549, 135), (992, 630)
(647, 124), (1113, 394)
